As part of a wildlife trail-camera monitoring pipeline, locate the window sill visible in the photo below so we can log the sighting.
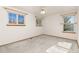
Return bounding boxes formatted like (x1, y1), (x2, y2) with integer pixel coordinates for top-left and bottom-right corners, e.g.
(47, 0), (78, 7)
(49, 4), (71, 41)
(63, 31), (76, 33)
(7, 24), (26, 26)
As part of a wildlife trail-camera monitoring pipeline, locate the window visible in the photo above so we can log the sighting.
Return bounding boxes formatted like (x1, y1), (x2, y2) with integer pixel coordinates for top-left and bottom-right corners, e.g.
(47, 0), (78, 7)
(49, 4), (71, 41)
(8, 12), (25, 26)
(8, 12), (17, 24)
(36, 19), (42, 26)
(18, 15), (24, 24)
(63, 15), (76, 32)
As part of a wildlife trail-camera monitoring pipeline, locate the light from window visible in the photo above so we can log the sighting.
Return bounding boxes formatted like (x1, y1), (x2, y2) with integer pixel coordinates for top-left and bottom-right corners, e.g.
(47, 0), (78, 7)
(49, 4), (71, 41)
(8, 13), (17, 24)
(64, 16), (75, 32)
(18, 15), (24, 24)
(8, 12), (25, 26)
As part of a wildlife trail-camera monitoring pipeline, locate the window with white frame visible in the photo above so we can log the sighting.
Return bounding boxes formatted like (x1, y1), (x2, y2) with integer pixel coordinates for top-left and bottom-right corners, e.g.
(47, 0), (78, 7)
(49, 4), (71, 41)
(63, 15), (76, 32)
(4, 7), (27, 26)
(8, 12), (25, 26)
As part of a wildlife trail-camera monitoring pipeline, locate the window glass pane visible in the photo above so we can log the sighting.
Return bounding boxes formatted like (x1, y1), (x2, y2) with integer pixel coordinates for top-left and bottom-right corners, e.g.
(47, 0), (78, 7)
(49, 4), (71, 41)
(64, 16), (75, 24)
(8, 13), (17, 24)
(64, 24), (74, 31)
(18, 15), (24, 24)
(36, 19), (42, 26)
(64, 16), (75, 32)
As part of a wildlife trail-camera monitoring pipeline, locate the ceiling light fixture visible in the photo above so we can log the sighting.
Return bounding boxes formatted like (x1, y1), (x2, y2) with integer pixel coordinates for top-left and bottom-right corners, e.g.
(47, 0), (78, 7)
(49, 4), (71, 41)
(40, 8), (46, 15)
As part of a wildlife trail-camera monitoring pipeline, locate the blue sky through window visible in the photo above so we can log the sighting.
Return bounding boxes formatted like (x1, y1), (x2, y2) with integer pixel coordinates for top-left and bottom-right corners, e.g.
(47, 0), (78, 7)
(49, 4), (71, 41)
(8, 12), (25, 25)
(18, 15), (24, 24)
(8, 13), (16, 23)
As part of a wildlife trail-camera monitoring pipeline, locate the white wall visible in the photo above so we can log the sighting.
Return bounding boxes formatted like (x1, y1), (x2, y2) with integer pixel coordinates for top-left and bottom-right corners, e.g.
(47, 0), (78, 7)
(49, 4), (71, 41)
(42, 14), (77, 40)
(77, 8), (79, 45)
(0, 7), (42, 45)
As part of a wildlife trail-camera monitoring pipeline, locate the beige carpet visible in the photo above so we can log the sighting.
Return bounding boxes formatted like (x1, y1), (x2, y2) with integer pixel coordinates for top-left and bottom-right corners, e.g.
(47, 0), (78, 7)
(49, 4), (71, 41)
(0, 35), (78, 53)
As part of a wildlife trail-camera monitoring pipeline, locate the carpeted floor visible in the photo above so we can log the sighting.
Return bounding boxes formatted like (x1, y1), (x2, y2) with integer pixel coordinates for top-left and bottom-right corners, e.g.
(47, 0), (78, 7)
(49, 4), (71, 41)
(0, 35), (78, 53)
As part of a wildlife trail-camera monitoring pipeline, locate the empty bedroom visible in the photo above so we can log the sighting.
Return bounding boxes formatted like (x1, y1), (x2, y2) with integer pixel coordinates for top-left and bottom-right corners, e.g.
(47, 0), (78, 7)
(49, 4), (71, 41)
(0, 6), (79, 53)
